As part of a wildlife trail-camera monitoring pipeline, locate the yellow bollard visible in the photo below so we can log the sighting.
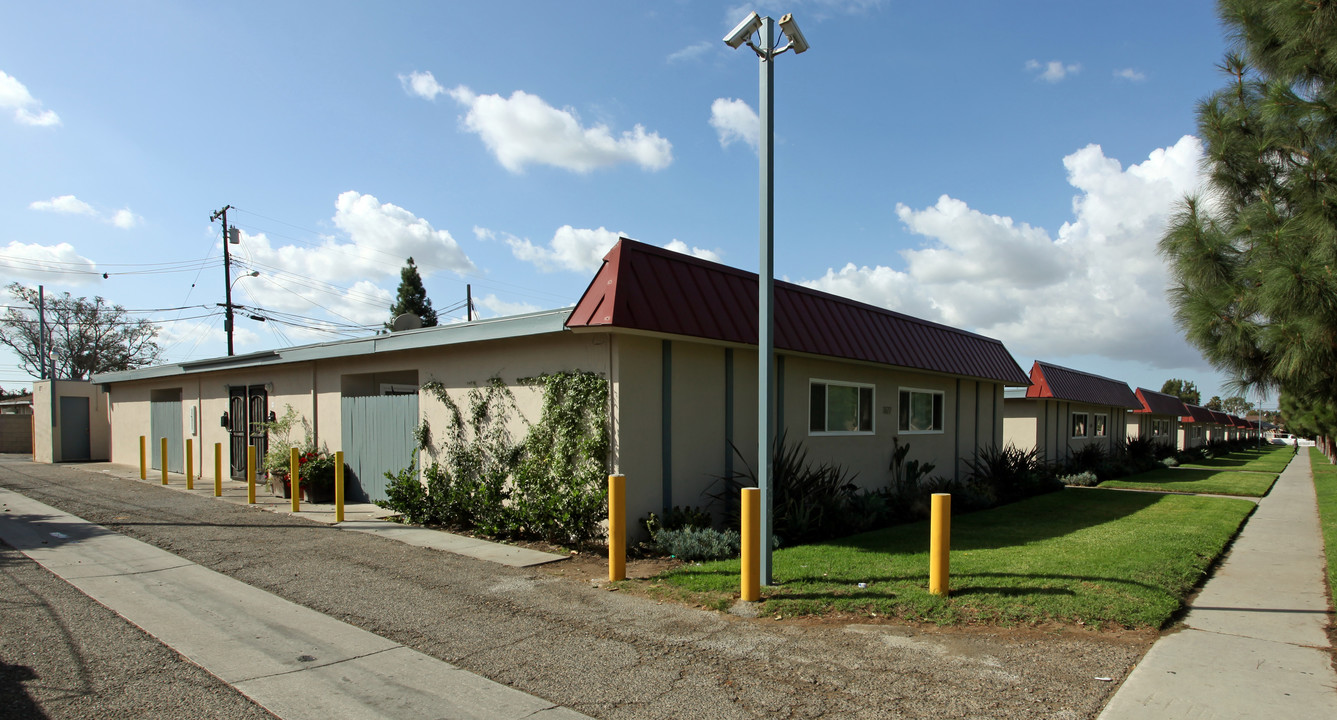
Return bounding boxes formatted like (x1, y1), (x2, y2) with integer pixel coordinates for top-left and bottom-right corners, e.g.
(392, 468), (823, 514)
(160, 437), (169, 485)
(608, 474), (626, 582)
(741, 487), (760, 602)
(929, 493), (952, 596)
(214, 443), (222, 497)
(139, 435), (146, 479)
(186, 438), (194, 490)
(247, 444), (257, 504)
(290, 447), (300, 512)
(334, 451), (345, 523)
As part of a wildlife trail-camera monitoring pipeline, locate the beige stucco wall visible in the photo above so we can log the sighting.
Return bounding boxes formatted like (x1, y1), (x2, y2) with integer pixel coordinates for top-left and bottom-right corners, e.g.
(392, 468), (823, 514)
(610, 336), (1010, 528)
(32, 380), (110, 463)
(1004, 397), (1130, 465)
(1126, 414), (1181, 446)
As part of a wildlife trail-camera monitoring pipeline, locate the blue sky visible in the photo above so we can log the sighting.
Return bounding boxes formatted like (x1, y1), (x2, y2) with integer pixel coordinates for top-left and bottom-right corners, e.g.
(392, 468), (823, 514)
(0, 1), (1260, 406)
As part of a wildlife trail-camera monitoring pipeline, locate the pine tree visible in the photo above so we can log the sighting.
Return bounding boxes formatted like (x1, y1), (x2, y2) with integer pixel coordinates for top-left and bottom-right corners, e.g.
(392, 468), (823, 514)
(386, 257), (438, 330)
(1160, 0), (1337, 438)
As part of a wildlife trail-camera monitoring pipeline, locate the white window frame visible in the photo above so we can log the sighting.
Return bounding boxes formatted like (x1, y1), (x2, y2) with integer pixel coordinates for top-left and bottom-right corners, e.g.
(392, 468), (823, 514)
(380, 383), (418, 396)
(808, 379), (875, 436)
(1093, 413), (1108, 438)
(1071, 411), (1089, 438)
(898, 387), (945, 435)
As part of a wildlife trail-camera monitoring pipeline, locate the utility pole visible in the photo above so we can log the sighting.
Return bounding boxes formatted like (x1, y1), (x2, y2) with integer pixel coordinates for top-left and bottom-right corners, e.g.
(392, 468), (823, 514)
(466, 284), (474, 322)
(37, 285), (46, 380)
(211, 205), (235, 356)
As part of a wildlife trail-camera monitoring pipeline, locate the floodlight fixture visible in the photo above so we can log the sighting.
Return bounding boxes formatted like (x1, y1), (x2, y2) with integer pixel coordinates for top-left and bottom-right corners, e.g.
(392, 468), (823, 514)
(724, 11), (762, 49)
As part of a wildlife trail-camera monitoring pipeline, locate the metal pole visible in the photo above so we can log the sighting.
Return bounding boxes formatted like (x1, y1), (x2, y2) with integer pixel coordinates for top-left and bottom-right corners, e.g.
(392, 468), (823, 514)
(757, 15), (776, 586)
(466, 283), (474, 322)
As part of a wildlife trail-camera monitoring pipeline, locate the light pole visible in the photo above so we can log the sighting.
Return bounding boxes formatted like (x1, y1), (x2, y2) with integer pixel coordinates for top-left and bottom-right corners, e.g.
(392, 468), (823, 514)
(725, 10), (808, 586)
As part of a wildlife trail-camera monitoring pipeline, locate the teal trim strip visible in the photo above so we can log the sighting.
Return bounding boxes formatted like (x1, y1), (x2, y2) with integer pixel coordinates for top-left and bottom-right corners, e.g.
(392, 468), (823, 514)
(724, 348), (734, 480)
(662, 340), (672, 514)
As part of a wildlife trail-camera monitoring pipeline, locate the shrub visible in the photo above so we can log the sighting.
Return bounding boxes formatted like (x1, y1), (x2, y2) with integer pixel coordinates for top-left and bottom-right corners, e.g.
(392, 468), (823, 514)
(965, 443), (1061, 505)
(1059, 470), (1100, 487)
(1066, 444), (1108, 475)
(1162, 456), (1180, 468)
(378, 453), (431, 525)
(654, 526), (741, 561)
(641, 506), (712, 539)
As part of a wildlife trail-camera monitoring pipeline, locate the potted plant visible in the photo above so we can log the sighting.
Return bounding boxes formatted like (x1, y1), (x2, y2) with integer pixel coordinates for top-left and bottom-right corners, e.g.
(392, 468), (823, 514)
(296, 450), (340, 504)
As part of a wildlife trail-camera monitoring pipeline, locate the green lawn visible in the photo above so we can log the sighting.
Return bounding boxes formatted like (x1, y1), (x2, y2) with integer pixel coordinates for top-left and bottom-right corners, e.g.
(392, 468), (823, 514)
(1098, 468), (1277, 497)
(649, 489), (1254, 628)
(1309, 448), (1337, 604)
(1179, 445), (1296, 473)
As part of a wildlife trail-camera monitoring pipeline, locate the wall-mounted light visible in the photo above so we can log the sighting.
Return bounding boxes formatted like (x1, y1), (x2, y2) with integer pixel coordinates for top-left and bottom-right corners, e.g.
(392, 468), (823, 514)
(220, 412), (229, 428)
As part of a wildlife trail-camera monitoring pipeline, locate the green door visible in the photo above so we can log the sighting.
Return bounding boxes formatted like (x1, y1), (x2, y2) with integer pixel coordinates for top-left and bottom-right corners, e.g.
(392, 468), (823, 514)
(341, 394), (418, 503)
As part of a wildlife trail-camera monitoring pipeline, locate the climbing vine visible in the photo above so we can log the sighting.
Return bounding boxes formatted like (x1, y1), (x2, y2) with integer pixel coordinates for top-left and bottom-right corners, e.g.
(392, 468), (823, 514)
(384, 371), (609, 546)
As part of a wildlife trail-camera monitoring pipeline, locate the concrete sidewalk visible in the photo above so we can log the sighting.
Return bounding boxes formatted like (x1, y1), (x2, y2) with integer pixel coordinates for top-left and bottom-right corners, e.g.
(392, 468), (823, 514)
(1099, 449), (1337, 719)
(86, 460), (568, 568)
(0, 485), (590, 720)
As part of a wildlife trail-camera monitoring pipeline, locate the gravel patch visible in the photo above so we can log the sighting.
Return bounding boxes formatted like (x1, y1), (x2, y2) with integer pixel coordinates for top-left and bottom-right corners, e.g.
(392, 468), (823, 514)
(0, 458), (1150, 719)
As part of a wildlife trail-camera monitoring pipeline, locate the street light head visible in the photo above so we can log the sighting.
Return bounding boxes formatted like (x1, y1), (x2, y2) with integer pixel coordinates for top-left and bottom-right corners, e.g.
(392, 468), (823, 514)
(724, 11), (763, 49)
(778, 14), (809, 54)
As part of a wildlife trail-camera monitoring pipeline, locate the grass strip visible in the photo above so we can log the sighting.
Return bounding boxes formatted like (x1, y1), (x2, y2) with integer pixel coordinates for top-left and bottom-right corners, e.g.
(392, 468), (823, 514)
(651, 489), (1253, 629)
(1180, 446), (1296, 473)
(1309, 447), (1337, 604)
(1099, 468), (1277, 497)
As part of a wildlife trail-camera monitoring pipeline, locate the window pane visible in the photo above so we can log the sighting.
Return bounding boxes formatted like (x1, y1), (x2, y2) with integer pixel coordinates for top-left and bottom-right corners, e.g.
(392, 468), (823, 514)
(858, 387), (873, 432)
(809, 384), (825, 432)
(898, 390), (910, 431)
(827, 385), (859, 432)
(1072, 413), (1087, 437)
(910, 392), (934, 431)
(932, 393), (943, 431)
(1094, 415), (1107, 437)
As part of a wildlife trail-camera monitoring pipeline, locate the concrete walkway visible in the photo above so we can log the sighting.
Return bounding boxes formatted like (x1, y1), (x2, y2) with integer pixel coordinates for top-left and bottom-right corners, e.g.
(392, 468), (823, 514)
(1099, 449), (1337, 719)
(0, 485), (589, 720)
(86, 460), (568, 568)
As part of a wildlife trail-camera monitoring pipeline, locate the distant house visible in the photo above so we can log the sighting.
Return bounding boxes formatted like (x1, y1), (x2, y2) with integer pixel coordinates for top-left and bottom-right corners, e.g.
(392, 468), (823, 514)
(0, 393), (32, 414)
(1178, 404), (1216, 449)
(88, 239), (1032, 527)
(1126, 388), (1188, 446)
(0, 392), (34, 454)
(1003, 361), (1140, 465)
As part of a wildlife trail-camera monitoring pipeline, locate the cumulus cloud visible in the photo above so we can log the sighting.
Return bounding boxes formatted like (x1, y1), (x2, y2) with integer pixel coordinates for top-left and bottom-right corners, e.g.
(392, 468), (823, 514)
(505, 225), (623, 273)
(475, 294), (544, 318)
(1026, 59), (1081, 83)
(448, 85), (672, 173)
(226, 191), (473, 333)
(1114, 68), (1146, 82)
(0, 241), (99, 285)
(710, 98), (759, 150)
(110, 209), (141, 229)
(0, 70), (59, 126)
(803, 135), (1208, 369)
(399, 70), (446, 100)
(30, 195), (95, 215)
(663, 239), (722, 263)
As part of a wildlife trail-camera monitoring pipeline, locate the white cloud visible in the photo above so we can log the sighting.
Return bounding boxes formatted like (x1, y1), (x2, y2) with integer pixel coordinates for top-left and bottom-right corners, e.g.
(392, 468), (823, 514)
(475, 293), (543, 318)
(663, 239), (722, 263)
(710, 97), (759, 150)
(399, 70), (447, 100)
(109, 208), (141, 229)
(1026, 59), (1081, 83)
(668, 41), (714, 64)
(0, 70), (60, 126)
(803, 135), (1209, 369)
(225, 191), (473, 332)
(0, 241), (99, 285)
(29, 195), (95, 215)
(1114, 68), (1146, 82)
(506, 225), (623, 273)
(448, 85), (672, 173)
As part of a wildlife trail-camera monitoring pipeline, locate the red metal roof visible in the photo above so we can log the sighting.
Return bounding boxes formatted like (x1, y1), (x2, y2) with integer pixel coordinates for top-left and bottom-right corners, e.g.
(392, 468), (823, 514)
(1132, 388), (1191, 417)
(1022, 361), (1140, 408)
(1180, 404), (1216, 423)
(566, 238), (1031, 385)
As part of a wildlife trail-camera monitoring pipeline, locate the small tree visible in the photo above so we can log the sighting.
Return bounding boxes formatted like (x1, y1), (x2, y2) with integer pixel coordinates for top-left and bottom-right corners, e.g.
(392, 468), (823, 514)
(1161, 378), (1201, 406)
(0, 283), (162, 380)
(386, 257), (438, 330)
(1222, 395), (1254, 415)
(1205, 396), (1224, 411)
